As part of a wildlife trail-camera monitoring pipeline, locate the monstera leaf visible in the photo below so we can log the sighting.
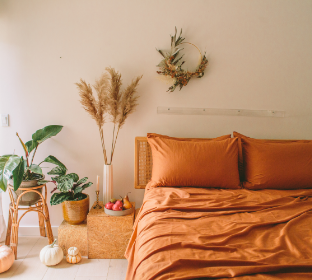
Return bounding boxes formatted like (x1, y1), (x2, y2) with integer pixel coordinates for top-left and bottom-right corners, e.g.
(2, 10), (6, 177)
(0, 155), (23, 191)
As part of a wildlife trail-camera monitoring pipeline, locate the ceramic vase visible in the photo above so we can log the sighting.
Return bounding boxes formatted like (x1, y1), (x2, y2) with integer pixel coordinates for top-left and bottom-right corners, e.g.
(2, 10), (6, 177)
(103, 164), (113, 204)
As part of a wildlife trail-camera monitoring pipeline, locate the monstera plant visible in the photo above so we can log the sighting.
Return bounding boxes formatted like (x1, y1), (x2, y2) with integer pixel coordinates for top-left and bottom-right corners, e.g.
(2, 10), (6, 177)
(0, 125), (64, 193)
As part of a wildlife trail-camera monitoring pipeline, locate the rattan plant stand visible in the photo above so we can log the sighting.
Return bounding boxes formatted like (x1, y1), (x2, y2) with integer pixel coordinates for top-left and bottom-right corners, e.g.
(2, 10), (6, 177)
(5, 184), (54, 259)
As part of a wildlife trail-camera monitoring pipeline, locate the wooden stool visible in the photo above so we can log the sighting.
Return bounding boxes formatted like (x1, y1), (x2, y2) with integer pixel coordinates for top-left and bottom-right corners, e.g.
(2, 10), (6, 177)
(5, 184), (54, 259)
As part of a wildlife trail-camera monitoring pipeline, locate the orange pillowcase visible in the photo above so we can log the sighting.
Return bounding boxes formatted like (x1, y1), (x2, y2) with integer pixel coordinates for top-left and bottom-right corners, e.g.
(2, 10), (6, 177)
(147, 133), (231, 141)
(147, 134), (241, 189)
(233, 132), (312, 189)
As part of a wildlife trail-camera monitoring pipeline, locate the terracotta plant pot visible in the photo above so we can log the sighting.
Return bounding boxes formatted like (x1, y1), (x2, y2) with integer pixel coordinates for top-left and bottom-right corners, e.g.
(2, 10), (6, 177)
(62, 195), (89, 225)
(9, 176), (44, 206)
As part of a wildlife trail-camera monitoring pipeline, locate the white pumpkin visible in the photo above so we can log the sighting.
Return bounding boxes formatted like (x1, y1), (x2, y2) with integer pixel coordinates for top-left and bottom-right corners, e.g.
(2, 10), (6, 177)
(66, 247), (81, 264)
(0, 245), (14, 273)
(39, 239), (63, 266)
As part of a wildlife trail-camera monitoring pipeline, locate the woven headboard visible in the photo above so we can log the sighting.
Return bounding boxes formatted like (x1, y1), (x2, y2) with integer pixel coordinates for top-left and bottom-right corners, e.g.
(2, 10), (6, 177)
(134, 137), (152, 189)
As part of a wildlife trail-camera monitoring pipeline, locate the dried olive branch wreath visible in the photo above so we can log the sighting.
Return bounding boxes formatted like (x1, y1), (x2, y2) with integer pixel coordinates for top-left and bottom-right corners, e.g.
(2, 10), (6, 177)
(156, 27), (208, 92)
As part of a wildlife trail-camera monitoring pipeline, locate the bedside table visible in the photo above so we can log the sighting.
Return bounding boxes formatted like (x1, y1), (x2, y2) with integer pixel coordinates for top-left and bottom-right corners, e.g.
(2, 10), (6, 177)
(87, 201), (135, 259)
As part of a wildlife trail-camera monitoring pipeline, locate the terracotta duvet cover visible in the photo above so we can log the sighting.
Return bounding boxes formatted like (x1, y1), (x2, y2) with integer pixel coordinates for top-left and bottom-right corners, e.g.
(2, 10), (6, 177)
(125, 186), (312, 280)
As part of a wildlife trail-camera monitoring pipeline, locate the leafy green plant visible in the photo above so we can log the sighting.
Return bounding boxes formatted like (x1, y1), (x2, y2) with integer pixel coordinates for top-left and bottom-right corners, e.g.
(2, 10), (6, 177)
(0, 125), (64, 192)
(49, 167), (93, 205)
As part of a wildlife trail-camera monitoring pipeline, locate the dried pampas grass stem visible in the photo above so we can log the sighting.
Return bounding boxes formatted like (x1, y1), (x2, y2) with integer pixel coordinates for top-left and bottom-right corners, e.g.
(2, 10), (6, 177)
(77, 68), (143, 165)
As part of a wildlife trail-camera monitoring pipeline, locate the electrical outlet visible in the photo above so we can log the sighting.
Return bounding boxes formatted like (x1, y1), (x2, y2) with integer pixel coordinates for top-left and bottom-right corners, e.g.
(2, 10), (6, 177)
(1, 114), (9, 127)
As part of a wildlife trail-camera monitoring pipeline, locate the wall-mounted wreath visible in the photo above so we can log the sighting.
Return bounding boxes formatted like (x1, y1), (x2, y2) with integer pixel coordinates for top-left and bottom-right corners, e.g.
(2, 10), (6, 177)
(156, 28), (208, 92)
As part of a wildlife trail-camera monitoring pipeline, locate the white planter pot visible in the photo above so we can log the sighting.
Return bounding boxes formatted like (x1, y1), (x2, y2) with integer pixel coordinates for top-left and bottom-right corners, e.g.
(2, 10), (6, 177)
(103, 164), (113, 204)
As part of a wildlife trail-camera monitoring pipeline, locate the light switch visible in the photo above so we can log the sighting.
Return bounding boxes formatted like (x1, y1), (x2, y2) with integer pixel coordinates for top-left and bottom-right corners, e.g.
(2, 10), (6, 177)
(1, 114), (9, 127)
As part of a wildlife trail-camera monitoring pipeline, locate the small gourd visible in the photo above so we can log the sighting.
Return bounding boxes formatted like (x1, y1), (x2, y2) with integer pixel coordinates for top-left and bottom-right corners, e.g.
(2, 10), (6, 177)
(0, 245), (14, 273)
(66, 247), (81, 264)
(40, 239), (63, 266)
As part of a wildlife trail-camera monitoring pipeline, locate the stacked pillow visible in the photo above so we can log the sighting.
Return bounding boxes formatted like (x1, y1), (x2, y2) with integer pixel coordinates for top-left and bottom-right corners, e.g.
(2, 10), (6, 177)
(147, 132), (312, 190)
(233, 132), (312, 190)
(147, 133), (241, 189)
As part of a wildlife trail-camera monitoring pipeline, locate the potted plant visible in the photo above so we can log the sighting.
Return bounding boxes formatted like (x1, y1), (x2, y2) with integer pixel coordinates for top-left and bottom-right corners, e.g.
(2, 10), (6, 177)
(0, 125), (64, 206)
(49, 168), (93, 225)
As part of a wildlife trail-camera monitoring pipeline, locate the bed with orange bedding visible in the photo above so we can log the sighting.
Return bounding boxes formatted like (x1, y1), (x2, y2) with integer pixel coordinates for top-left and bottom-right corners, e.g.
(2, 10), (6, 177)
(125, 185), (312, 280)
(126, 133), (312, 279)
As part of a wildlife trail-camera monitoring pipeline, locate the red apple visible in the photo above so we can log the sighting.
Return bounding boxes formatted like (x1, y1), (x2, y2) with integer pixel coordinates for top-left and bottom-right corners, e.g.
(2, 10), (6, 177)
(112, 203), (123, 211)
(105, 202), (114, 210)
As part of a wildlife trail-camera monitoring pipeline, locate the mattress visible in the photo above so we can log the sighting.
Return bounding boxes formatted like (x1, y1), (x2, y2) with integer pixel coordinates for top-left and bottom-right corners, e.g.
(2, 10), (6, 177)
(125, 186), (312, 280)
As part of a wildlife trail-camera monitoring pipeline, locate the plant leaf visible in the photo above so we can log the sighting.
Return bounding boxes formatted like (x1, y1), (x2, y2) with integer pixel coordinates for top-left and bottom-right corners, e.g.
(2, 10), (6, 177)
(67, 173), (79, 182)
(32, 125), (63, 144)
(157, 49), (166, 58)
(25, 140), (37, 154)
(74, 193), (87, 201)
(81, 182), (93, 190)
(0, 155), (21, 192)
(76, 177), (88, 186)
(73, 186), (83, 194)
(28, 164), (42, 175)
(16, 133), (28, 158)
(50, 192), (72, 205)
(57, 177), (74, 192)
(42, 155), (66, 169)
(12, 158), (26, 191)
(38, 180), (50, 184)
(47, 166), (67, 176)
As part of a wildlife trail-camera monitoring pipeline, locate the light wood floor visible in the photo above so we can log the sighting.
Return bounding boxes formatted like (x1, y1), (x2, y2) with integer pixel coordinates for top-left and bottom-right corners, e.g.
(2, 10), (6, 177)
(0, 236), (128, 280)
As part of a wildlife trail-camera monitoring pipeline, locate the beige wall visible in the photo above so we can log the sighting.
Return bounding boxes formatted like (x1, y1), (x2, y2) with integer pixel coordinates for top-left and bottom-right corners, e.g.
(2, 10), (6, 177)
(1, 0), (312, 230)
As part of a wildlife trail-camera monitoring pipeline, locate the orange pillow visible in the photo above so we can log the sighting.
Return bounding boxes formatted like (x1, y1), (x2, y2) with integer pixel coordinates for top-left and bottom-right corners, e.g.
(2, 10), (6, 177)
(233, 133), (312, 189)
(147, 134), (241, 189)
(233, 131), (312, 182)
(147, 133), (231, 141)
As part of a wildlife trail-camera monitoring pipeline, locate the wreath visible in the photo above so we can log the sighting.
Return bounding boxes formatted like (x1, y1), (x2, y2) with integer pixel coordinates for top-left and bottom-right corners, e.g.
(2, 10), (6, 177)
(156, 27), (208, 92)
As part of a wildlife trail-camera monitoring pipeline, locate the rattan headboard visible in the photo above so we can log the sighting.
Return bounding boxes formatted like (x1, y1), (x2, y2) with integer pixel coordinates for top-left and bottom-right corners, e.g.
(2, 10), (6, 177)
(134, 137), (152, 189)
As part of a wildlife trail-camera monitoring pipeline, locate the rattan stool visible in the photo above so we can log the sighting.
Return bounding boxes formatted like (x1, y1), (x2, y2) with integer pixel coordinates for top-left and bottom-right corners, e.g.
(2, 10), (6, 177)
(5, 184), (54, 259)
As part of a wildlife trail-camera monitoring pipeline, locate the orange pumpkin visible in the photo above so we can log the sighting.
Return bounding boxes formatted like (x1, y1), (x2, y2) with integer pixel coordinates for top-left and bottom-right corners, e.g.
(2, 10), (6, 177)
(0, 245), (14, 273)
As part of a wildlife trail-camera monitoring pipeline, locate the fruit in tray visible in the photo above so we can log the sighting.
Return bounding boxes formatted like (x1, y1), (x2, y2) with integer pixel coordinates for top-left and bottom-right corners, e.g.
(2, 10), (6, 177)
(104, 193), (133, 211)
(112, 202), (123, 211)
(123, 194), (132, 209)
(105, 201), (114, 210)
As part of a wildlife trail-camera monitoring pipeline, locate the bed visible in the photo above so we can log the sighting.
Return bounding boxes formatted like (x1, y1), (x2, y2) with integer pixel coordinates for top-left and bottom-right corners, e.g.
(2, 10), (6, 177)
(125, 133), (312, 280)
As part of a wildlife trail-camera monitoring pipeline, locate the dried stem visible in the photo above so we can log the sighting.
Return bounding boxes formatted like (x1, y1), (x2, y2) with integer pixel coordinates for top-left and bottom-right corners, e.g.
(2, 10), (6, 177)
(111, 126), (120, 163)
(77, 69), (142, 165)
(99, 127), (108, 165)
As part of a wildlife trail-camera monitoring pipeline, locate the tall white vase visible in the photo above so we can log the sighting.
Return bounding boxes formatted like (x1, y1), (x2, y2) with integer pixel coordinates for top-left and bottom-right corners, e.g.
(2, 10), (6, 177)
(103, 164), (113, 204)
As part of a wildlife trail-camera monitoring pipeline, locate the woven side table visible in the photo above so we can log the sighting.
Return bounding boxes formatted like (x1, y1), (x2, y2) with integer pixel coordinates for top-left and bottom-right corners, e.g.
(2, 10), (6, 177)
(87, 201), (135, 259)
(5, 184), (54, 259)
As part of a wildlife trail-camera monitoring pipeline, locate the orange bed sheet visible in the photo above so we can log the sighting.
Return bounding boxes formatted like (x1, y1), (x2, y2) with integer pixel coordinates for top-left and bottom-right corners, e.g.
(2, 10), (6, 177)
(125, 186), (312, 280)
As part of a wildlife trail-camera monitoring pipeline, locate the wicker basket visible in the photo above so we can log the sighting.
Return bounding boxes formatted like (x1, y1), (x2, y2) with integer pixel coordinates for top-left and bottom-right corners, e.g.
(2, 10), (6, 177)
(62, 195), (89, 225)
(9, 176), (44, 206)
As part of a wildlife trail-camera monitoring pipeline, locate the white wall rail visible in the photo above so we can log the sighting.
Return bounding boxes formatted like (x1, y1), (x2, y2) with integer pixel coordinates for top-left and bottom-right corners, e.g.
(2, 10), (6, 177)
(157, 107), (285, 118)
